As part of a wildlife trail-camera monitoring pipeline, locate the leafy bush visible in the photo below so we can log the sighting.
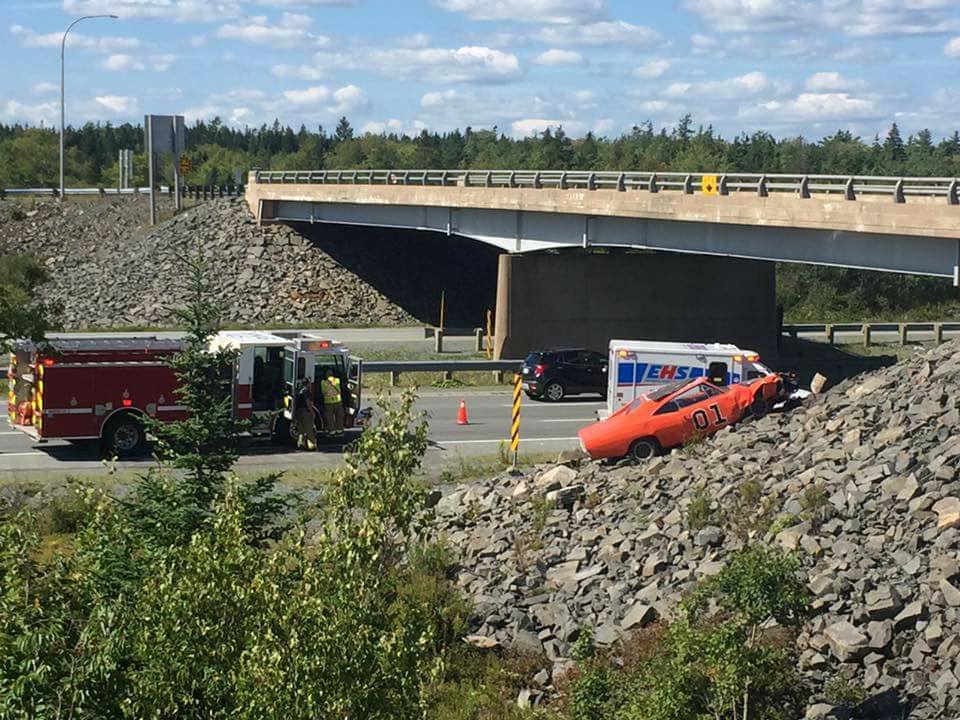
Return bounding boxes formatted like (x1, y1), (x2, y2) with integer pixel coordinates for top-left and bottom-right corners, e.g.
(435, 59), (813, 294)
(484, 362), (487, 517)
(620, 546), (810, 720)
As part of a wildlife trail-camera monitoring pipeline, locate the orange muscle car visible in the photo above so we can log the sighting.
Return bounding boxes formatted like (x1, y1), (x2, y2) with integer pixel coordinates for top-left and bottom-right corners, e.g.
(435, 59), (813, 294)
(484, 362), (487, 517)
(578, 374), (786, 461)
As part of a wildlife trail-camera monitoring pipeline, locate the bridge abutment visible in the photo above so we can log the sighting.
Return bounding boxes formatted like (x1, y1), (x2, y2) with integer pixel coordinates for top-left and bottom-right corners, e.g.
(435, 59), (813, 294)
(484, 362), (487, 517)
(493, 252), (777, 359)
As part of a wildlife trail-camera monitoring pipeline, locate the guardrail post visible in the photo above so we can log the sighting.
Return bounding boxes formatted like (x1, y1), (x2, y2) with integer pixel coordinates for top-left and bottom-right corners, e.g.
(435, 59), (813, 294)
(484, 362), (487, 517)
(559, 172), (567, 190)
(757, 175), (767, 198)
(494, 370), (504, 384)
(862, 324), (872, 348)
(533, 172), (542, 189)
(845, 177), (855, 201)
(390, 371), (400, 387)
(799, 176), (810, 199)
(825, 324), (834, 345)
(616, 173), (625, 192)
(649, 173), (659, 193)
(434, 330), (444, 354)
(475, 328), (484, 352)
(485, 172), (492, 188)
(894, 179), (905, 204)
(935, 323), (945, 344)
(587, 173), (596, 190)
(718, 175), (728, 196)
(683, 175), (693, 194)
(949, 179), (959, 206)
(899, 323), (909, 345)
(508, 171), (516, 188)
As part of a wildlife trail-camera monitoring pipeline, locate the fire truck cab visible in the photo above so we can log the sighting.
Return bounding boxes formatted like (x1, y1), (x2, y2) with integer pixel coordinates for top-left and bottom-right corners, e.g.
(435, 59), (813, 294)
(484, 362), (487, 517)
(8, 331), (366, 457)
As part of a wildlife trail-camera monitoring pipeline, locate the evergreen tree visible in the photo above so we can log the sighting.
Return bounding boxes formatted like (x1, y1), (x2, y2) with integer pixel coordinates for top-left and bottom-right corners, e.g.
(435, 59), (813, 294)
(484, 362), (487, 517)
(335, 116), (354, 143)
(884, 123), (906, 162)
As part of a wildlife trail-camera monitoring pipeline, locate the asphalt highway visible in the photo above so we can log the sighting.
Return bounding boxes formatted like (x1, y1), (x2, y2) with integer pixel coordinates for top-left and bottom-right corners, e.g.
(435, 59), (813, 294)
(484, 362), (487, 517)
(0, 390), (601, 479)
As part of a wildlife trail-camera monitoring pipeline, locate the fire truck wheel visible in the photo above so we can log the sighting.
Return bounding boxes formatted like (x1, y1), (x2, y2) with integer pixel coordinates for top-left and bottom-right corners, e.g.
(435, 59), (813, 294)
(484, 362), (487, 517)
(103, 413), (147, 457)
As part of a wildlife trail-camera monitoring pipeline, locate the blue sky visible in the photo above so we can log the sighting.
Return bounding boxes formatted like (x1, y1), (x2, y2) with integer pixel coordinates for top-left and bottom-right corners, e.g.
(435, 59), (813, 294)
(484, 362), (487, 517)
(3, 0), (960, 140)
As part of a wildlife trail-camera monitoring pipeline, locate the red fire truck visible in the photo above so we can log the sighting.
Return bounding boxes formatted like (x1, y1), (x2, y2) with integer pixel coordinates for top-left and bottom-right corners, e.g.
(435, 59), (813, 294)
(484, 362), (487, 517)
(8, 331), (365, 456)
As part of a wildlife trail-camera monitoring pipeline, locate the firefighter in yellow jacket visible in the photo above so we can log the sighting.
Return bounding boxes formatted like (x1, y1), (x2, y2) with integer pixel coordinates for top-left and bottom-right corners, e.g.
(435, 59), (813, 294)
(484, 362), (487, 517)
(319, 369), (344, 436)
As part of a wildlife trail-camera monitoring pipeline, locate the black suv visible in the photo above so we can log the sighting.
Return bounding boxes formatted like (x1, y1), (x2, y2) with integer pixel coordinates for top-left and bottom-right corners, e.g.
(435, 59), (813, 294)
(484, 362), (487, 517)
(521, 348), (608, 402)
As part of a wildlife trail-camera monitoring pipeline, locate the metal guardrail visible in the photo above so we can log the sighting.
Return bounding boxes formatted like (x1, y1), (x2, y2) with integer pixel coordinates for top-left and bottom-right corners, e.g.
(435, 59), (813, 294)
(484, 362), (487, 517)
(365, 359), (521, 385)
(1, 184), (243, 199)
(253, 169), (960, 205)
(782, 321), (960, 346)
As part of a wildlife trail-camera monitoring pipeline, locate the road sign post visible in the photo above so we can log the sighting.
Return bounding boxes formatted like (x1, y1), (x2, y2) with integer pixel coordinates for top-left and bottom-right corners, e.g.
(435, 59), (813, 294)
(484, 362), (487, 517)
(144, 114), (186, 224)
(510, 373), (521, 467)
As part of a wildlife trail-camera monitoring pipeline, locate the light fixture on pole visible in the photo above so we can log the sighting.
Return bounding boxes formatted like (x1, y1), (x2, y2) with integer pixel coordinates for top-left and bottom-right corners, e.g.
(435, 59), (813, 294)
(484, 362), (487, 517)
(60, 14), (118, 201)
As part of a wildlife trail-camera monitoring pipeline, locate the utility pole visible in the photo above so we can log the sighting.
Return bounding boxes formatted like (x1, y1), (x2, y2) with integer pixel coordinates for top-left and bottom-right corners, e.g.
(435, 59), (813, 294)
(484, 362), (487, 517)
(60, 14), (117, 201)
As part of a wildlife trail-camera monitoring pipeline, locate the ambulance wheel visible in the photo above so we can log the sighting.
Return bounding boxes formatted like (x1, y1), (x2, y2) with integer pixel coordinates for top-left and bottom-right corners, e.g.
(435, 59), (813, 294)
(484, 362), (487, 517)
(103, 414), (147, 458)
(543, 381), (566, 402)
(272, 415), (295, 446)
(628, 437), (659, 462)
(751, 396), (769, 419)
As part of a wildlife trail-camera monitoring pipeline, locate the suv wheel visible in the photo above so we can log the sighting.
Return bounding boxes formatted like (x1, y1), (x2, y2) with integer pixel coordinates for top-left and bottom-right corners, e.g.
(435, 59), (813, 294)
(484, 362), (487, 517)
(543, 381), (565, 402)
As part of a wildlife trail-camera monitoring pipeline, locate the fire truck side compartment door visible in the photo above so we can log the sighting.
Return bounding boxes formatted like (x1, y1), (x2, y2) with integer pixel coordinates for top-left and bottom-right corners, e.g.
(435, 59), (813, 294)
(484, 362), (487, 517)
(347, 356), (362, 414)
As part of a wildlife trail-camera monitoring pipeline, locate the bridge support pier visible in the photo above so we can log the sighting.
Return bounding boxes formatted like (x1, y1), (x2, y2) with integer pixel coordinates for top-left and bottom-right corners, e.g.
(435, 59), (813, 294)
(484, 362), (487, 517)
(493, 252), (777, 360)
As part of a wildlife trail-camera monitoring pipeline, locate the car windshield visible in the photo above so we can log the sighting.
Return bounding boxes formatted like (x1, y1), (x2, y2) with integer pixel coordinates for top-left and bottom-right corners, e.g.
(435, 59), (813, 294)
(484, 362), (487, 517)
(645, 381), (688, 401)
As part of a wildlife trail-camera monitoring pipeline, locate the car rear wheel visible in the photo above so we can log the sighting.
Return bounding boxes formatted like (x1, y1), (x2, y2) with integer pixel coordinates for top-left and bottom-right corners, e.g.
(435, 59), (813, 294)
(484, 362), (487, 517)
(629, 437), (659, 462)
(102, 414), (147, 458)
(543, 381), (565, 402)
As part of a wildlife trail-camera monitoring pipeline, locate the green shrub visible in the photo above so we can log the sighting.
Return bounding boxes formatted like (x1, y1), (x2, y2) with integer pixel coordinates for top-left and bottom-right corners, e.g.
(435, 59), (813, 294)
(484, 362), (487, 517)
(619, 546), (810, 720)
(687, 488), (716, 531)
(824, 676), (867, 707)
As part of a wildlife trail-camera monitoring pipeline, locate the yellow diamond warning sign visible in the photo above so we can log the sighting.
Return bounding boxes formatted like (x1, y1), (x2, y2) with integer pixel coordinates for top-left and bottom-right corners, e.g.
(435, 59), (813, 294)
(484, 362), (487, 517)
(701, 174), (718, 195)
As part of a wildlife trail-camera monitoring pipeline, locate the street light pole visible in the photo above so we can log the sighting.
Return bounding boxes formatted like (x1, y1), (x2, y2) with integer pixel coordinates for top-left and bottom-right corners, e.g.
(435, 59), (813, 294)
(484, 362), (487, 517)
(60, 14), (117, 201)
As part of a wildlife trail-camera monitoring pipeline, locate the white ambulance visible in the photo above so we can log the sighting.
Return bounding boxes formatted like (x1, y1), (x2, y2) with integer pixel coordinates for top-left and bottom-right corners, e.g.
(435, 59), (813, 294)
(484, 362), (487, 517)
(602, 339), (774, 419)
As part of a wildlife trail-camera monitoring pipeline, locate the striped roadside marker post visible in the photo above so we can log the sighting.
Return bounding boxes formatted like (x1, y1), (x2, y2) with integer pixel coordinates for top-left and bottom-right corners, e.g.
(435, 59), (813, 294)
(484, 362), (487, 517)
(510, 373), (522, 467)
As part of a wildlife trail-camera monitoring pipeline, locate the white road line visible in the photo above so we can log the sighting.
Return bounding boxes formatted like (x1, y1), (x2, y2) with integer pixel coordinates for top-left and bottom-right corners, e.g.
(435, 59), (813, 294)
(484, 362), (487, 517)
(0, 431), (25, 435)
(429, 437), (577, 445)
(541, 418), (593, 423)
(0, 452), (42, 457)
(499, 403), (603, 409)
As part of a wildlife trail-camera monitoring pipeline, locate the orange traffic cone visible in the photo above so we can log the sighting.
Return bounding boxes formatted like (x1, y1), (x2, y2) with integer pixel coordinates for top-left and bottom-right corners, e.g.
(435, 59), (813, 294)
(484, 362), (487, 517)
(457, 399), (469, 425)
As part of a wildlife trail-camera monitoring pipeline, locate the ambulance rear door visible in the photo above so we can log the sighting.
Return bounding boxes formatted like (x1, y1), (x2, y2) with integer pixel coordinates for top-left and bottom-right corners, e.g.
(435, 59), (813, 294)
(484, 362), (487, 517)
(282, 347), (306, 420)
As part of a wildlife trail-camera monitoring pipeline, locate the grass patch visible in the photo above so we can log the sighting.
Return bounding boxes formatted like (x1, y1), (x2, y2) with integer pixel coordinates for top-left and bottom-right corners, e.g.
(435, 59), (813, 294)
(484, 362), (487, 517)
(435, 451), (557, 485)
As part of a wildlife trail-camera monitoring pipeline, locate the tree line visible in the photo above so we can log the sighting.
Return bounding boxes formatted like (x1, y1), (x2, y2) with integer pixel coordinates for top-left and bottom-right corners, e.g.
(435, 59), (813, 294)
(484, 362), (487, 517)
(2, 114), (960, 189)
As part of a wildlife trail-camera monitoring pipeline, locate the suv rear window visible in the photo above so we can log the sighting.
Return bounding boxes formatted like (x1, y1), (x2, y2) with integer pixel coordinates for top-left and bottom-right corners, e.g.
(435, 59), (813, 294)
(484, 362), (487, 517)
(524, 352), (546, 364)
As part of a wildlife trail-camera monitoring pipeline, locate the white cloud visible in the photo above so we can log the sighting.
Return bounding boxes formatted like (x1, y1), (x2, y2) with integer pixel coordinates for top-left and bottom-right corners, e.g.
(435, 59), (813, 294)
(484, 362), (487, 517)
(94, 94), (139, 115)
(271, 63), (324, 81)
(593, 118), (615, 135)
(183, 105), (223, 123)
(361, 118), (404, 134)
(536, 21), (660, 47)
(685, 0), (960, 37)
(254, 0), (360, 5)
(332, 84), (367, 112)
(217, 15), (329, 48)
(400, 33), (431, 48)
(511, 118), (564, 137)
(230, 107), (252, 124)
(633, 58), (670, 79)
(316, 45), (521, 83)
(63, 0), (243, 22)
(283, 86), (332, 105)
(435, 0), (605, 24)
(190, 35), (207, 47)
(946, 37), (960, 57)
(11, 24), (140, 52)
(691, 33), (717, 54)
(742, 92), (878, 122)
(804, 71), (865, 91)
(421, 89), (458, 108)
(150, 53), (177, 71)
(667, 71), (771, 99)
(3, 99), (58, 125)
(101, 53), (144, 71)
(33, 82), (59, 95)
(533, 48), (583, 65)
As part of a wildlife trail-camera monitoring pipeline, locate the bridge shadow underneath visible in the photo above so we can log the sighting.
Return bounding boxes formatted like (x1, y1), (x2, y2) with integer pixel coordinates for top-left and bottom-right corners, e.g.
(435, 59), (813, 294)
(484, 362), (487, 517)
(289, 222), (501, 329)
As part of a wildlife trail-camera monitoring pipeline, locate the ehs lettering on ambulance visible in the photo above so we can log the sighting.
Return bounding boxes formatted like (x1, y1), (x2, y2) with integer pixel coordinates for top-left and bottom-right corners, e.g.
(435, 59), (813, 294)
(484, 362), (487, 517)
(617, 363), (741, 386)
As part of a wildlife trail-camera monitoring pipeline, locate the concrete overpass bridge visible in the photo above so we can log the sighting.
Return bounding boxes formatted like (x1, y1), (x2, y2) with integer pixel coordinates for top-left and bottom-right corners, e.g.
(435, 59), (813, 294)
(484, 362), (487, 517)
(246, 169), (960, 357)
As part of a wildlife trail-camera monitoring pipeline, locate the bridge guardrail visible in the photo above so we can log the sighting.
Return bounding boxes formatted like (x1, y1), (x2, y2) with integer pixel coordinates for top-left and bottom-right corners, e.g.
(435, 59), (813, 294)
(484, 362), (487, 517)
(252, 169), (960, 205)
(782, 321), (960, 346)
